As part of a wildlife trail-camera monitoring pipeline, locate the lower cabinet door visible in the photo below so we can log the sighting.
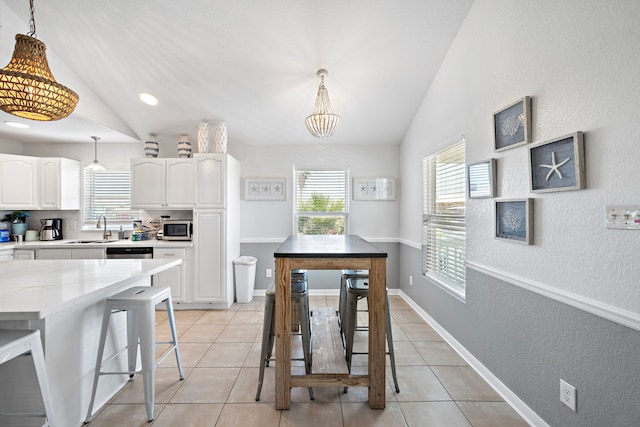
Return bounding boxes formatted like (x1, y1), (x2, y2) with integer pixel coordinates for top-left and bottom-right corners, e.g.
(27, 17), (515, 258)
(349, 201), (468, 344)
(154, 248), (185, 302)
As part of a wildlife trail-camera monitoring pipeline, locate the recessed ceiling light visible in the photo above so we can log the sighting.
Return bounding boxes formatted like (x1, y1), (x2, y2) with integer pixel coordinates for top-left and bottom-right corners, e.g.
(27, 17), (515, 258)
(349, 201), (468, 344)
(4, 121), (29, 129)
(139, 92), (158, 106)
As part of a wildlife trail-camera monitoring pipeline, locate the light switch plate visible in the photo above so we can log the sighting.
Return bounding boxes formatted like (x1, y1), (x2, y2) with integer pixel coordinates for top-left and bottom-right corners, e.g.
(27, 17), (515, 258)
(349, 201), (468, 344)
(605, 205), (640, 230)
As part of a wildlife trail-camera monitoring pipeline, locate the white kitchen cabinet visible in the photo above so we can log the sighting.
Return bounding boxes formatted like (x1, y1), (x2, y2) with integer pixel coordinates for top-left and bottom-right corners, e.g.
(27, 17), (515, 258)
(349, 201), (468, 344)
(13, 249), (35, 260)
(130, 158), (195, 209)
(0, 248), (13, 262)
(194, 154), (225, 208)
(193, 210), (225, 303)
(0, 154), (39, 209)
(191, 154), (240, 307)
(40, 157), (80, 210)
(154, 247), (186, 303)
(37, 248), (105, 259)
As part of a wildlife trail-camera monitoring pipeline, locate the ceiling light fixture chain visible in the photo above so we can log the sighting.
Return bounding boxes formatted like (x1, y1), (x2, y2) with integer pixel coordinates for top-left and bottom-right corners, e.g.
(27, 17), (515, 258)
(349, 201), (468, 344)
(305, 68), (341, 140)
(0, 0), (79, 121)
(27, 0), (37, 37)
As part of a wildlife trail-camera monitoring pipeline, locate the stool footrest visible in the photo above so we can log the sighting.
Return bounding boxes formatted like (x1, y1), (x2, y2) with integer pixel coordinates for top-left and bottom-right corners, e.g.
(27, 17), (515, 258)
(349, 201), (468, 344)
(156, 344), (180, 366)
(0, 412), (47, 418)
(99, 370), (141, 376)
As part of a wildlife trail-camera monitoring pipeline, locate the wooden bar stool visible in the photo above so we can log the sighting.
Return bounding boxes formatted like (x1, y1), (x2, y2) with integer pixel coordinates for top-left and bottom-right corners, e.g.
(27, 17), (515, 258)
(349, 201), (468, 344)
(84, 286), (184, 423)
(0, 329), (57, 426)
(344, 276), (400, 393)
(256, 277), (314, 401)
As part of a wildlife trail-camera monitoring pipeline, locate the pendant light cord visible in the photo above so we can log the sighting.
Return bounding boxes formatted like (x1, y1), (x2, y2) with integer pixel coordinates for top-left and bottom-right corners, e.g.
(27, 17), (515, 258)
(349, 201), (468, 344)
(92, 136), (100, 162)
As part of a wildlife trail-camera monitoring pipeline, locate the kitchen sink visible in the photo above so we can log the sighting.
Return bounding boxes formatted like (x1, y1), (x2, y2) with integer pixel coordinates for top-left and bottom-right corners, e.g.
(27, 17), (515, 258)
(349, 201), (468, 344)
(64, 240), (117, 244)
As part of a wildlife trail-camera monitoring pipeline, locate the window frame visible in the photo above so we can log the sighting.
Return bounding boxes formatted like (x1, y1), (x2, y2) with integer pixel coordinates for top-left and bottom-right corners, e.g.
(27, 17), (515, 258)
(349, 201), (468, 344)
(422, 138), (466, 300)
(293, 167), (349, 235)
(82, 165), (141, 230)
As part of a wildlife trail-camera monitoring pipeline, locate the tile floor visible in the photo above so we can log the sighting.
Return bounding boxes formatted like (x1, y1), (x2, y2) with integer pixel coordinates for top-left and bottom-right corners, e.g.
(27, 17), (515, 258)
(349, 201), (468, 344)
(89, 295), (530, 426)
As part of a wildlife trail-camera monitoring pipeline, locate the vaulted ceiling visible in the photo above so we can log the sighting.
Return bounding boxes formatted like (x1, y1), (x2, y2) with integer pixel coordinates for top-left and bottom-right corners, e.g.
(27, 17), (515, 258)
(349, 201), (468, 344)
(0, 0), (472, 145)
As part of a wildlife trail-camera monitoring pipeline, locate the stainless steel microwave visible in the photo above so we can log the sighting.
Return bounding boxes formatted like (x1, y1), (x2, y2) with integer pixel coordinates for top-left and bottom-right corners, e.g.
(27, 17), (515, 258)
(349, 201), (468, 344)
(162, 220), (193, 241)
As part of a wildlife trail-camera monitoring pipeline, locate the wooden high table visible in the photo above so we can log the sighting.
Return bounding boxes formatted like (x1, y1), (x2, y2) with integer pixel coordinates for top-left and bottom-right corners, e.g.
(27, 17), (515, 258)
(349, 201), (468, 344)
(274, 234), (387, 409)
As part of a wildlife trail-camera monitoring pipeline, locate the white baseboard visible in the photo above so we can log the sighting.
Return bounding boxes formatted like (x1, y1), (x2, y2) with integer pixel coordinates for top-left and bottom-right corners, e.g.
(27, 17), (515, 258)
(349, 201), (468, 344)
(398, 290), (549, 427)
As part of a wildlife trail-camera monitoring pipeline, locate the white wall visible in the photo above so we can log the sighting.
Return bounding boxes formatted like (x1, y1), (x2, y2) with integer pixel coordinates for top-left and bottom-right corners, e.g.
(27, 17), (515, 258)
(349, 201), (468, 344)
(400, 0), (640, 312)
(234, 144), (400, 240)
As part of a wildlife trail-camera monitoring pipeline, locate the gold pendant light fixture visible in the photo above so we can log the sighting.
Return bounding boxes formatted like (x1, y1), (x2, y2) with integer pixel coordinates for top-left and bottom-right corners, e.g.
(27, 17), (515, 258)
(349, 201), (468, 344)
(0, 0), (79, 121)
(305, 69), (341, 139)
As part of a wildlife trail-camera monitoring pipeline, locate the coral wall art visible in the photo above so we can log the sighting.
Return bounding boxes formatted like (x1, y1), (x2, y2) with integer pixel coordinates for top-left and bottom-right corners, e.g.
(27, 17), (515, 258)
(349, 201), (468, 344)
(493, 96), (531, 151)
(495, 198), (533, 244)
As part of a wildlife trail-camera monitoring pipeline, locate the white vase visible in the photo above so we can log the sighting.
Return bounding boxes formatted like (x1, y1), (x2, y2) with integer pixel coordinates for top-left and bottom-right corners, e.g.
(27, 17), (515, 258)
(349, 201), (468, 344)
(214, 122), (227, 153)
(177, 135), (192, 158)
(197, 122), (210, 153)
(144, 134), (159, 158)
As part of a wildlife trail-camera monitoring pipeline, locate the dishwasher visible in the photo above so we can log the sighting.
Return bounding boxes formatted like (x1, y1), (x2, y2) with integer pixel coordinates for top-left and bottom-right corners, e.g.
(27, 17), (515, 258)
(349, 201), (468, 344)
(106, 247), (153, 259)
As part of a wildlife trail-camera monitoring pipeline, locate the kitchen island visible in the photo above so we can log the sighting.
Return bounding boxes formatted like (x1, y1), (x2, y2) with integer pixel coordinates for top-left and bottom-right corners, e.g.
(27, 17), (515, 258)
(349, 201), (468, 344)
(0, 258), (181, 427)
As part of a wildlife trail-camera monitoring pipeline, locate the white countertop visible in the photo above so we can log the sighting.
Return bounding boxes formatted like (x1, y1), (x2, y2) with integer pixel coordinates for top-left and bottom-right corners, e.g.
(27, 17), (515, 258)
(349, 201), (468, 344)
(0, 238), (193, 250)
(0, 258), (181, 321)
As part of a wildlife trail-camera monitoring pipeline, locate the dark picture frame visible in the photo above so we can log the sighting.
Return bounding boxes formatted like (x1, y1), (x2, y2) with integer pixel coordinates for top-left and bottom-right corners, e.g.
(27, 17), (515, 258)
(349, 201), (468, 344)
(468, 159), (497, 199)
(528, 132), (585, 193)
(493, 96), (531, 152)
(495, 198), (533, 244)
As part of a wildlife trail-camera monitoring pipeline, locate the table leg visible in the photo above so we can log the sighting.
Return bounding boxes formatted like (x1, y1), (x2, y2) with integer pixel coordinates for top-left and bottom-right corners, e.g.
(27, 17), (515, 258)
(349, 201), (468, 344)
(368, 257), (386, 408)
(275, 257), (292, 409)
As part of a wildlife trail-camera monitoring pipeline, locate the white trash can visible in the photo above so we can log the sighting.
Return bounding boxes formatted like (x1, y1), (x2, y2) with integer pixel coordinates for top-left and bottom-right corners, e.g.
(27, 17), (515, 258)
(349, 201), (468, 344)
(233, 256), (257, 303)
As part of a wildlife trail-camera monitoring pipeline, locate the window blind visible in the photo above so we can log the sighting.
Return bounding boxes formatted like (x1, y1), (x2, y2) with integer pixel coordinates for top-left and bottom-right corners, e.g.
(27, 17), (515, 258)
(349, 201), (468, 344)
(83, 169), (140, 227)
(422, 141), (466, 294)
(295, 169), (348, 235)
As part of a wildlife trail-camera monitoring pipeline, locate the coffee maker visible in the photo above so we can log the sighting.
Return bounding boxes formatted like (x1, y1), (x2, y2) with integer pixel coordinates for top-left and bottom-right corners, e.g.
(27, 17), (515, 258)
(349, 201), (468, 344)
(40, 218), (63, 241)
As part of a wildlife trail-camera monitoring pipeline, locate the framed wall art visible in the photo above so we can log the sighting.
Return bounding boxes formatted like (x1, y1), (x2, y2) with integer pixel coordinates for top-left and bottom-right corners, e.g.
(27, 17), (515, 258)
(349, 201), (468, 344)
(528, 131), (585, 193)
(353, 177), (397, 201)
(493, 96), (531, 152)
(495, 198), (533, 244)
(243, 177), (286, 201)
(468, 158), (497, 199)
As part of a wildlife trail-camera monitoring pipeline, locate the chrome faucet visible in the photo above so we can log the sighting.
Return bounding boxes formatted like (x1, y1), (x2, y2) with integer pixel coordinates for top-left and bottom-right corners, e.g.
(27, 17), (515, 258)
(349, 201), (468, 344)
(97, 215), (111, 240)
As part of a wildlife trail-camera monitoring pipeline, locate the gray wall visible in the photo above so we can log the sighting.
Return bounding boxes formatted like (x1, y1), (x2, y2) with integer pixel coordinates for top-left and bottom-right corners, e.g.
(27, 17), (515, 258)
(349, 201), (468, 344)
(241, 241), (400, 292)
(400, 244), (640, 427)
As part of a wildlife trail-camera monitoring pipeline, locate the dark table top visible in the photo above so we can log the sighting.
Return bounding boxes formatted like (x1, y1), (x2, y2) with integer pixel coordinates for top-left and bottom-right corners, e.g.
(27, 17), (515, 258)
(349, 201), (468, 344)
(274, 235), (387, 258)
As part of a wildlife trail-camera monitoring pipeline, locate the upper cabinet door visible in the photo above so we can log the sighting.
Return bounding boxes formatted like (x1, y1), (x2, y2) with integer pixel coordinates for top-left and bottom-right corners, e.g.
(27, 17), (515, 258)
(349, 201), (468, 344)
(194, 154), (225, 208)
(131, 159), (166, 208)
(0, 154), (39, 208)
(166, 159), (195, 208)
(40, 158), (60, 208)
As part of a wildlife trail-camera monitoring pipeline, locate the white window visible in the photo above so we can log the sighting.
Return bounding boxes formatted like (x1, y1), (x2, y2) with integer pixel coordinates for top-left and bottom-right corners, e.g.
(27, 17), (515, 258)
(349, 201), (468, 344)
(422, 139), (466, 298)
(83, 168), (140, 229)
(295, 168), (348, 235)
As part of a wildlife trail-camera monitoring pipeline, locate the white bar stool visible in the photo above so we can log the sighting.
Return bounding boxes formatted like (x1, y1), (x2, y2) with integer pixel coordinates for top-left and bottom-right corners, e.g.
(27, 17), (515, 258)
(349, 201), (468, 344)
(0, 329), (57, 426)
(84, 286), (184, 423)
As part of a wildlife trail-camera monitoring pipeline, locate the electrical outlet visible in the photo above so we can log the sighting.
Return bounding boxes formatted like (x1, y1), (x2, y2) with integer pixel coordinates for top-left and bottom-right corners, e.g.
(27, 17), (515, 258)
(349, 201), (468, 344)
(409, 275), (413, 286)
(266, 268), (272, 278)
(560, 379), (577, 411)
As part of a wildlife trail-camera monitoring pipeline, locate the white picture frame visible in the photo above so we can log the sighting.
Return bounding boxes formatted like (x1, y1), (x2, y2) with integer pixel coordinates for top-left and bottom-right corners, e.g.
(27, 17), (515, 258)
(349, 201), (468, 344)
(353, 177), (397, 201)
(243, 177), (286, 201)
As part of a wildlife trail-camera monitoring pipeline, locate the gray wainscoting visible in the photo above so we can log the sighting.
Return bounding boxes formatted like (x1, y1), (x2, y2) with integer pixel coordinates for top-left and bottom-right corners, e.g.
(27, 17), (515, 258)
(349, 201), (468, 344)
(399, 244), (640, 427)
(240, 241), (400, 291)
